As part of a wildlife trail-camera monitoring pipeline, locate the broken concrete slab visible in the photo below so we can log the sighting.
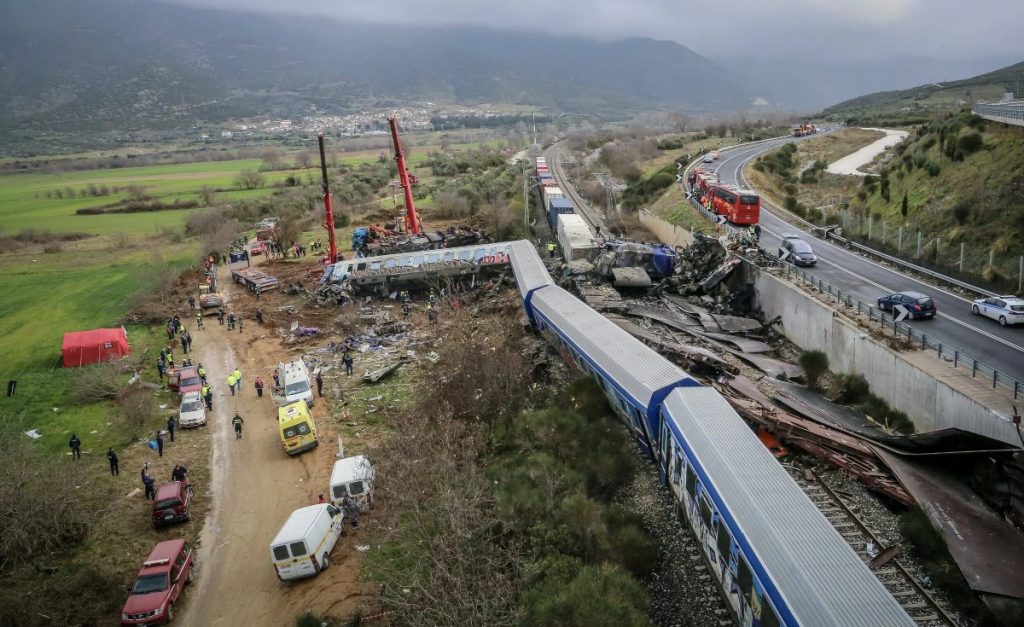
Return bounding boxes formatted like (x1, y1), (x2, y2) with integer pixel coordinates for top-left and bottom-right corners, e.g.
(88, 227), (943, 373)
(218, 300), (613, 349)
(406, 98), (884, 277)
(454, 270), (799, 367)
(708, 314), (763, 334)
(611, 267), (652, 288)
(362, 362), (402, 384)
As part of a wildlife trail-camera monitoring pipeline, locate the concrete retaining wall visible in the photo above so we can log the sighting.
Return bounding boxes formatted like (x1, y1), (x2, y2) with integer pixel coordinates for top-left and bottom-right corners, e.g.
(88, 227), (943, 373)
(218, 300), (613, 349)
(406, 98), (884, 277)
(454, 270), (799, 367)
(753, 266), (1019, 446)
(639, 209), (694, 248)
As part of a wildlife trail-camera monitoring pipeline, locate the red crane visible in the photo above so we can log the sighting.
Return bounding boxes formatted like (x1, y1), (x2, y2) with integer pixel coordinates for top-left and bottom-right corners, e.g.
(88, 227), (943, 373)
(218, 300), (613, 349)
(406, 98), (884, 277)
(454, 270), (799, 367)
(388, 115), (422, 235)
(317, 130), (339, 264)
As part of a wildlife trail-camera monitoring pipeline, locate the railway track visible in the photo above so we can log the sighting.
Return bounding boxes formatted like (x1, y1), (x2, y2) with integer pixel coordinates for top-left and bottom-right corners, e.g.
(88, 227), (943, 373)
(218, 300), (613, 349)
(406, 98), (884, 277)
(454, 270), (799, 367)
(543, 145), (606, 235)
(786, 466), (960, 627)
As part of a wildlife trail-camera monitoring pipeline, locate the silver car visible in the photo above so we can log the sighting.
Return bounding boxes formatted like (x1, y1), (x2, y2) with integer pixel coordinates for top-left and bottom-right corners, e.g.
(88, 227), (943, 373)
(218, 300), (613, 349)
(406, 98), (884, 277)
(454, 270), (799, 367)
(972, 295), (1024, 326)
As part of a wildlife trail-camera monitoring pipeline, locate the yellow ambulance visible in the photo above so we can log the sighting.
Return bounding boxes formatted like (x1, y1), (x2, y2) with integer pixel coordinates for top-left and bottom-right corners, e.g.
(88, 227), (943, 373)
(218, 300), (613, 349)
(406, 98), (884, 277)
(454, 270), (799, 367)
(278, 400), (318, 456)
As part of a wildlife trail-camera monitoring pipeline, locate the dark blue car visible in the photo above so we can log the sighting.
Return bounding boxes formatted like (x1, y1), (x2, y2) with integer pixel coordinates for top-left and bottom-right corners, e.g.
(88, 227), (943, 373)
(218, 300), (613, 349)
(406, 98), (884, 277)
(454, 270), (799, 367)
(877, 291), (936, 320)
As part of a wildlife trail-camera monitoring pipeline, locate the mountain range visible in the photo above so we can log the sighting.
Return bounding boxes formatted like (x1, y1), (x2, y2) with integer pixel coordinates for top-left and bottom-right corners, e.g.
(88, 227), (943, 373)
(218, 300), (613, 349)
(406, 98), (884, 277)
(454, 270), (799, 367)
(0, 0), (758, 139)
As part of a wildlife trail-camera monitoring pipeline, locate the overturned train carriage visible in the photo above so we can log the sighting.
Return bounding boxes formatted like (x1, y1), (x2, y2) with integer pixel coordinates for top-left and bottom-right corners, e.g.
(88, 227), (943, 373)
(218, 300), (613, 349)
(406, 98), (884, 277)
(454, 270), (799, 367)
(505, 240), (914, 627)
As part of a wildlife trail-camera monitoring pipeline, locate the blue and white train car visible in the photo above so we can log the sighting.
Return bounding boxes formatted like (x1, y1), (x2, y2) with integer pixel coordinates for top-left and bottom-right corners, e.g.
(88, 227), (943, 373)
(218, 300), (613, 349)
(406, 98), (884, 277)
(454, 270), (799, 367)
(504, 240), (915, 627)
(657, 388), (915, 627)
(529, 283), (699, 448)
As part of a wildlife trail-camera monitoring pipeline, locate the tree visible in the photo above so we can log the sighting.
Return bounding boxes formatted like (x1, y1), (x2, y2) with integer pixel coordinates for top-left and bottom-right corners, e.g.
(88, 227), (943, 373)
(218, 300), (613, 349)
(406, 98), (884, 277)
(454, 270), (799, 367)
(901, 191), (909, 218)
(295, 151), (313, 169)
(260, 148), (282, 170)
(235, 170), (264, 190)
(669, 111), (689, 134)
(799, 350), (830, 390)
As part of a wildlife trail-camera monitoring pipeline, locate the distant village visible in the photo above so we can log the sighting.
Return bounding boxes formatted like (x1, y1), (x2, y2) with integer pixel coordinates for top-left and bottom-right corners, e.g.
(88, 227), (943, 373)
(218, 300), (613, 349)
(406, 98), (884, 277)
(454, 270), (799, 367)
(197, 104), (522, 142)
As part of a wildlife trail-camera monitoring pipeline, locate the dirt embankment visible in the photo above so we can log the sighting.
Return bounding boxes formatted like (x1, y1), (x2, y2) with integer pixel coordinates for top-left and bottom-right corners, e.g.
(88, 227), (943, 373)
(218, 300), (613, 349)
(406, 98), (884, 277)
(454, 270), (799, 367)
(179, 260), (376, 626)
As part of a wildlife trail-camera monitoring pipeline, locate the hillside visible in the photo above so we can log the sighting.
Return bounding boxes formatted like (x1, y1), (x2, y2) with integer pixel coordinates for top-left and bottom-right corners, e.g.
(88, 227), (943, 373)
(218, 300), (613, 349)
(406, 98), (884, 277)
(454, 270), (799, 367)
(746, 113), (1024, 288)
(0, 0), (756, 139)
(822, 61), (1024, 123)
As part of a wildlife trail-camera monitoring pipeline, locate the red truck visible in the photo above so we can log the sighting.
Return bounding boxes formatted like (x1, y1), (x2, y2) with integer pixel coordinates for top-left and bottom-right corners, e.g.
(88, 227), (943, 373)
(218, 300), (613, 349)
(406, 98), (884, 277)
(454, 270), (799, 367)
(167, 367), (202, 396)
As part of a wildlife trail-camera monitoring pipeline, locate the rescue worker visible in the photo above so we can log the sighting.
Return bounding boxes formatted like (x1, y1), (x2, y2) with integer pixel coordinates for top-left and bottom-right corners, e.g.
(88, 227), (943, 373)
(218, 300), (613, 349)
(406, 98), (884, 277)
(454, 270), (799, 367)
(753, 224), (762, 241)
(255, 308), (264, 324)
(227, 373), (237, 396)
(546, 241), (556, 258)
(166, 415), (176, 442)
(232, 367), (242, 390)
(342, 494), (360, 532)
(171, 463), (188, 483)
(232, 413), (244, 439)
(197, 363), (207, 383)
(68, 434), (82, 460)
(315, 370), (324, 397)
(217, 308), (226, 325)
(343, 354), (354, 376)
(195, 312), (204, 329)
(143, 471), (156, 500)
(202, 385), (213, 411)
(155, 430), (164, 457)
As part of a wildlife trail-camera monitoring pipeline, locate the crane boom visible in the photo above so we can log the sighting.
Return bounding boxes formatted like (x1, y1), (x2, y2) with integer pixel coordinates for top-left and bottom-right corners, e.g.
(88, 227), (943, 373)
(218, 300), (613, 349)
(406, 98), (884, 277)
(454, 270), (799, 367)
(387, 115), (422, 235)
(317, 130), (339, 264)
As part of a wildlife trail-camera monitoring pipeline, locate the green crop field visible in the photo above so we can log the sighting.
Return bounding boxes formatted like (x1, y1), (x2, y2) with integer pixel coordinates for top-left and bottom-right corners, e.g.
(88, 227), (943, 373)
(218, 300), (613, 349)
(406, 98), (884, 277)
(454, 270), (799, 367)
(0, 241), (195, 453)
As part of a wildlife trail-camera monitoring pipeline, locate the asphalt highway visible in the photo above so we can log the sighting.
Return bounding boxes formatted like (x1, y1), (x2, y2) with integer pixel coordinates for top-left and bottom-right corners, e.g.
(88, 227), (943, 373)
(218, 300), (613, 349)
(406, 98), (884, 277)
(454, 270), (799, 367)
(710, 136), (1024, 385)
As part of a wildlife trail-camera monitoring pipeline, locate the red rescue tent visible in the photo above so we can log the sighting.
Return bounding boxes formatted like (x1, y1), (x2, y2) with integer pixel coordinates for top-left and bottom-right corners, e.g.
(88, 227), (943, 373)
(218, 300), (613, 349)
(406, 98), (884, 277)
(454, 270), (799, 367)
(61, 327), (130, 368)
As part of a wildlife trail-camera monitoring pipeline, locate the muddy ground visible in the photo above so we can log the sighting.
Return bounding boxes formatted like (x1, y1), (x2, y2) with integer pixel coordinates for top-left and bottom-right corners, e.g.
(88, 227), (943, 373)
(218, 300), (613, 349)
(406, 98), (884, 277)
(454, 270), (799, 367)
(177, 258), (379, 626)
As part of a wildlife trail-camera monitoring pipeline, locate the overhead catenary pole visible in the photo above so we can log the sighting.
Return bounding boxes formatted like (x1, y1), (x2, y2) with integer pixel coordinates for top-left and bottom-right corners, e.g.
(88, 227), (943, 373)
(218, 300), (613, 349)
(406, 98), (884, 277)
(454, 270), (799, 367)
(317, 130), (338, 265)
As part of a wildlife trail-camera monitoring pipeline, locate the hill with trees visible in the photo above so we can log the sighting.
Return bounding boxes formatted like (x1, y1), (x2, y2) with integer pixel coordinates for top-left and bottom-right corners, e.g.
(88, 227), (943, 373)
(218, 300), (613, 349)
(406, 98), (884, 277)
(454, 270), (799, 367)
(822, 61), (1024, 125)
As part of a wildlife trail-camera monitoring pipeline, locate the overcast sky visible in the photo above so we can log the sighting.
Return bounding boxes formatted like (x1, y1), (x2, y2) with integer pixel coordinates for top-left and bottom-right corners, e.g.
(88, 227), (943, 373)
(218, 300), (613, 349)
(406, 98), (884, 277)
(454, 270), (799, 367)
(168, 0), (1024, 63)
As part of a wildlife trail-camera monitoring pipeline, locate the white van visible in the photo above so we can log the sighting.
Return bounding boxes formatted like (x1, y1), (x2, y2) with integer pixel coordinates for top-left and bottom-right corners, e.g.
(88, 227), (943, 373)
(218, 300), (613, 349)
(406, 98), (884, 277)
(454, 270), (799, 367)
(330, 455), (375, 511)
(269, 503), (343, 581)
(273, 360), (315, 408)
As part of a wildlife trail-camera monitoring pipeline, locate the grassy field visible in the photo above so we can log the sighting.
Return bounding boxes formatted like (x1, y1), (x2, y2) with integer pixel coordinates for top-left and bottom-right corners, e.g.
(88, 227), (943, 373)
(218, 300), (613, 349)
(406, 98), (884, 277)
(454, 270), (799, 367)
(0, 140), (489, 237)
(0, 239), (195, 454)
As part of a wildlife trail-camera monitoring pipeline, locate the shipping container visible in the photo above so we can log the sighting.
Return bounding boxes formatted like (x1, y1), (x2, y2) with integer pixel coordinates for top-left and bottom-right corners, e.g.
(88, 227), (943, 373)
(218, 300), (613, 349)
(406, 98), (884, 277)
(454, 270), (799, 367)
(547, 197), (575, 227)
(556, 214), (599, 262)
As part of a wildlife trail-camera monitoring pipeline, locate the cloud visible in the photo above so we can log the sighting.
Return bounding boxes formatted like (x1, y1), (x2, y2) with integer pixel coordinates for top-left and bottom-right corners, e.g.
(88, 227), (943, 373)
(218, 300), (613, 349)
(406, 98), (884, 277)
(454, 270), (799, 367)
(166, 0), (1024, 61)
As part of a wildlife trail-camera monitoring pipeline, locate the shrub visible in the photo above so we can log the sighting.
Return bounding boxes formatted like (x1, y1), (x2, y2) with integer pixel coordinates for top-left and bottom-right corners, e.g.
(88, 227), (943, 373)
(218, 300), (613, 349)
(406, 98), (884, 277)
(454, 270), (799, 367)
(957, 131), (983, 155)
(926, 160), (941, 177)
(798, 350), (829, 390)
(952, 199), (971, 225)
(522, 563), (649, 627)
(783, 195), (798, 211)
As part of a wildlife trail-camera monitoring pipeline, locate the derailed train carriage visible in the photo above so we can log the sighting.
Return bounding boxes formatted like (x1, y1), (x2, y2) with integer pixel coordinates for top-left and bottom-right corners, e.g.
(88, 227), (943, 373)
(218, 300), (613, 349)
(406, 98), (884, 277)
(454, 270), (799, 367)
(507, 240), (914, 627)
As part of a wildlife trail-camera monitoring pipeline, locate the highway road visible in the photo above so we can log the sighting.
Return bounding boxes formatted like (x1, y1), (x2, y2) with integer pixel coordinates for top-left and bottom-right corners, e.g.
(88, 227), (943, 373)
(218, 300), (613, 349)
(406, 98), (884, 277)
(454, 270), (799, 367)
(710, 136), (1024, 385)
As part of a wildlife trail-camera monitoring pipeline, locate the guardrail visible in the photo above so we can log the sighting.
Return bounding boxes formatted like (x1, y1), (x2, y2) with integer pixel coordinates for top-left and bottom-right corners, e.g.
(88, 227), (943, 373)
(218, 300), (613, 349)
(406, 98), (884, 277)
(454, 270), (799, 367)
(776, 261), (1023, 400)
(973, 100), (1024, 127)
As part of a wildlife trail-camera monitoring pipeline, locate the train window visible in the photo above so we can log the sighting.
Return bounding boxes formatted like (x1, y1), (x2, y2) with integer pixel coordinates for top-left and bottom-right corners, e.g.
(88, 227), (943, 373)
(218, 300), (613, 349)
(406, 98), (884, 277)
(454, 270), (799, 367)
(699, 494), (713, 529)
(737, 556), (754, 597)
(672, 452), (682, 485)
(716, 520), (732, 558)
(760, 604), (781, 627)
(685, 464), (697, 499)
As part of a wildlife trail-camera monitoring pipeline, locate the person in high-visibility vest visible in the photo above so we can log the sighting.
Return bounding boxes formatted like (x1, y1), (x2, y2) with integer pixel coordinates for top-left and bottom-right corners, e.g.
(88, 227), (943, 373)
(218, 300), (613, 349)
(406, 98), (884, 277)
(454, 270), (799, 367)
(546, 241), (556, 258)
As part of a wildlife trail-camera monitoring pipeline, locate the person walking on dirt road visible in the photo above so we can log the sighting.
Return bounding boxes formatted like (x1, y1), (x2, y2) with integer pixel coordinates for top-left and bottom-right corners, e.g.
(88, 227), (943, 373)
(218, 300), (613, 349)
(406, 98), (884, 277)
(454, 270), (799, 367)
(254, 376), (264, 398)
(69, 434), (82, 460)
(197, 364), (207, 383)
(315, 370), (324, 397)
(196, 312), (204, 329)
(202, 385), (213, 411)
(232, 368), (242, 389)
(227, 374), (237, 396)
(273, 369), (280, 388)
(232, 413), (244, 439)
(107, 447), (119, 476)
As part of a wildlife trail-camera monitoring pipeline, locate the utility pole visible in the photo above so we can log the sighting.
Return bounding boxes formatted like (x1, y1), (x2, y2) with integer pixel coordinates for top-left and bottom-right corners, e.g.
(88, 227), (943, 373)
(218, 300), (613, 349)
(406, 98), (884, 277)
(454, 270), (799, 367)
(523, 168), (529, 234)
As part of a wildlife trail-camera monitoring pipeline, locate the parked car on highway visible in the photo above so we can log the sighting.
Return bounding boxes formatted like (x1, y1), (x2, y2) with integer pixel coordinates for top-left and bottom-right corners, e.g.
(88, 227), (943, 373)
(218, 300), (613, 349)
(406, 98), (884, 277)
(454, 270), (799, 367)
(152, 481), (192, 528)
(877, 291), (937, 320)
(778, 234), (817, 266)
(120, 539), (194, 625)
(972, 295), (1024, 326)
(178, 391), (206, 428)
(702, 154), (715, 163)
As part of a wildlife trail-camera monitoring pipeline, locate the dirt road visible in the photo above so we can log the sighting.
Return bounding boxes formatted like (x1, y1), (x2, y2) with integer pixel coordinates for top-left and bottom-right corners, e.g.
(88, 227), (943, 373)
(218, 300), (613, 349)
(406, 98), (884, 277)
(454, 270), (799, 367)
(179, 261), (375, 625)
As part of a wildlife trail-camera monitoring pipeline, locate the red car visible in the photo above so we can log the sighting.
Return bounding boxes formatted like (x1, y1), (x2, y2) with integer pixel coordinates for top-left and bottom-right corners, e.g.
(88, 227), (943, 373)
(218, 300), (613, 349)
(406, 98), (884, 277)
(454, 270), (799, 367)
(167, 367), (202, 396)
(121, 539), (195, 625)
(152, 481), (192, 528)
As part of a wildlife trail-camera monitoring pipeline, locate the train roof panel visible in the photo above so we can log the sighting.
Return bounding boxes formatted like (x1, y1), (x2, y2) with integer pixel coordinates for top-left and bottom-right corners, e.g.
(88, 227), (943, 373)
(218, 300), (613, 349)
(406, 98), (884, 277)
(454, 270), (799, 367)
(663, 388), (915, 627)
(531, 285), (694, 406)
(508, 240), (553, 300)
